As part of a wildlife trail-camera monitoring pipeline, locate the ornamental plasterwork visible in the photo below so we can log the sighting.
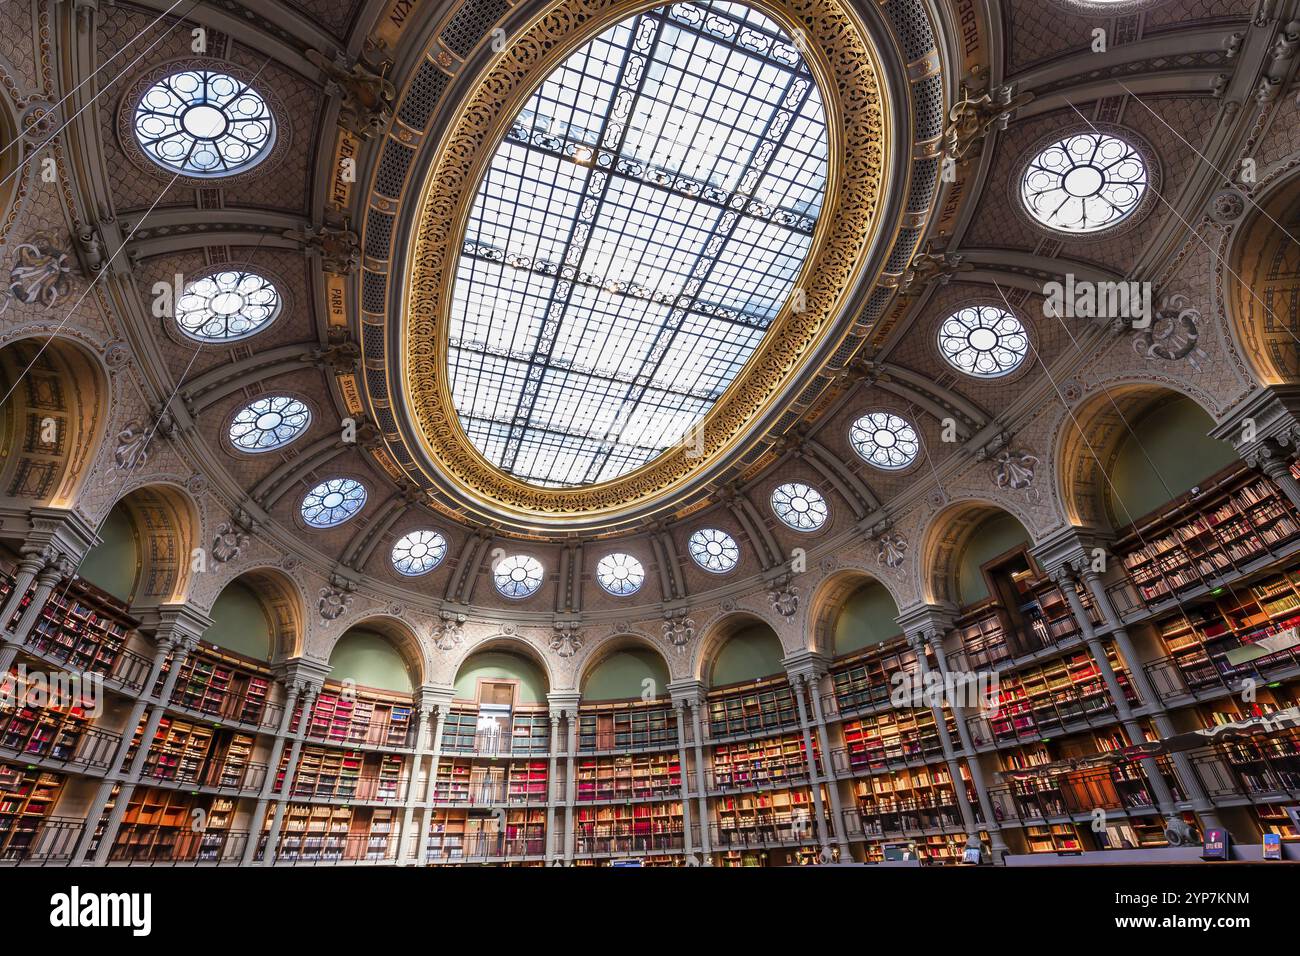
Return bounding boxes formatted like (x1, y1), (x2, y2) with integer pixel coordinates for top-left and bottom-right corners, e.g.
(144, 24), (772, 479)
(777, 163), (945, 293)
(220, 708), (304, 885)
(1134, 293), (1208, 370)
(211, 521), (248, 564)
(550, 623), (582, 659)
(433, 611), (466, 652)
(663, 613), (696, 654)
(876, 530), (907, 570)
(318, 585), (353, 622)
(399, 0), (890, 526)
(0, 234), (73, 312)
(769, 582), (799, 617)
(992, 449), (1039, 492)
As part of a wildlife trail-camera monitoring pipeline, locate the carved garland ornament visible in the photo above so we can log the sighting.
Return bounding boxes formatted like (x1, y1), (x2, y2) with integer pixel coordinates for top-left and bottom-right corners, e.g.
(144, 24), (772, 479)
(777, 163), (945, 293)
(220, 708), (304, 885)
(400, 0), (889, 523)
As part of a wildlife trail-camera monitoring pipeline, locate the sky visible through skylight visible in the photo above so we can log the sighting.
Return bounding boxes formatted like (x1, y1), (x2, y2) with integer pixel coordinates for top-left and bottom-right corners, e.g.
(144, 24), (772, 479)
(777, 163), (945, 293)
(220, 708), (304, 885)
(448, 0), (828, 487)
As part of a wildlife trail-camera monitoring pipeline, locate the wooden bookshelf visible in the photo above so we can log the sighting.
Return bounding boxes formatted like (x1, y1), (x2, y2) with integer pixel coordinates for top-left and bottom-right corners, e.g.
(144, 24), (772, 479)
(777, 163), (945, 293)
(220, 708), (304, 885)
(830, 639), (920, 714)
(575, 752), (680, 802)
(712, 785), (821, 847)
(578, 700), (677, 751)
(279, 747), (405, 803)
(296, 684), (414, 748)
(1025, 822), (1083, 853)
(426, 808), (546, 862)
(840, 708), (957, 772)
(972, 645), (1138, 744)
(1152, 564), (1300, 690)
(433, 757), (548, 804)
(439, 707), (549, 755)
(853, 762), (974, 835)
(168, 646), (271, 725)
(711, 733), (815, 789)
(574, 801), (685, 855)
(0, 666), (91, 762)
(707, 678), (799, 738)
(1116, 465), (1300, 605)
(21, 578), (134, 677)
(0, 761), (63, 860)
(109, 788), (235, 862)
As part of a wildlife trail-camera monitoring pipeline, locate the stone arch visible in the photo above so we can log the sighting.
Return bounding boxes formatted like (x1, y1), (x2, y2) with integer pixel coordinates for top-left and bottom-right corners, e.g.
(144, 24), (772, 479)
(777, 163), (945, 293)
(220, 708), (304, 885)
(449, 634), (555, 701)
(576, 631), (673, 700)
(1226, 169), (1300, 385)
(82, 480), (201, 610)
(208, 566), (306, 663)
(0, 334), (110, 507)
(917, 498), (1034, 606)
(1054, 381), (1228, 532)
(806, 568), (901, 657)
(323, 614), (427, 689)
(691, 610), (784, 685)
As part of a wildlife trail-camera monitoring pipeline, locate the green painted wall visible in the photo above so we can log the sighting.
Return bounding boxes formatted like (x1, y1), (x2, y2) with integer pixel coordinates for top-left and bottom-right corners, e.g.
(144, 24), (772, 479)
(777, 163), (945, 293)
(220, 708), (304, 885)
(328, 629), (414, 693)
(583, 647), (670, 701)
(957, 512), (1031, 607)
(454, 650), (548, 704)
(710, 623), (783, 687)
(833, 582), (901, 656)
(1108, 396), (1238, 527)
(76, 505), (137, 602)
(204, 582), (272, 661)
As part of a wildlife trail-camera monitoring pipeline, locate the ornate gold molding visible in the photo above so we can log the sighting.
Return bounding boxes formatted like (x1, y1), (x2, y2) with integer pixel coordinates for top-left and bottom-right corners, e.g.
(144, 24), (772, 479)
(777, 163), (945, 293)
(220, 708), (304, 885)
(401, 0), (889, 524)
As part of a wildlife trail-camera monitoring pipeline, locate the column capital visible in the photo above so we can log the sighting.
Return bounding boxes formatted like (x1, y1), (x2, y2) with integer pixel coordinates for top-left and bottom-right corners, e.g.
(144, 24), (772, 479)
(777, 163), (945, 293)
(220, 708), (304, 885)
(1211, 383), (1300, 459)
(23, 507), (99, 566)
(666, 678), (707, 707)
(1029, 526), (1113, 582)
(415, 683), (456, 717)
(546, 690), (582, 718)
(273, 656), (333, 697)
(895, 603), (958, 645)
(782, 648), (830, 683)
(140, 603), (213, 651)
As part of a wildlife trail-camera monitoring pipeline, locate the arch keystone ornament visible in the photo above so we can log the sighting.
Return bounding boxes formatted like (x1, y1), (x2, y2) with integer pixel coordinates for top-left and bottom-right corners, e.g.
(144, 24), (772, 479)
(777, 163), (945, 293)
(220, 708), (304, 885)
(395, 0), (894, 532)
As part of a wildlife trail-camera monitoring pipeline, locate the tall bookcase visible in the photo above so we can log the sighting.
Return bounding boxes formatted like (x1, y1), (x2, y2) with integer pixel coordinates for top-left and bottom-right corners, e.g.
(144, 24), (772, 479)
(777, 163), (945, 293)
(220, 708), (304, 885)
(578, 700), (677, 751)
(575, 752), (681, 801)
(0, 760), (64, 860)
(297, 684), (414, 748)
(21, 578), (134, 677)
(706, 678), (799, 737)
(0, 666), (91, 762)
(168, 646), (271, 725)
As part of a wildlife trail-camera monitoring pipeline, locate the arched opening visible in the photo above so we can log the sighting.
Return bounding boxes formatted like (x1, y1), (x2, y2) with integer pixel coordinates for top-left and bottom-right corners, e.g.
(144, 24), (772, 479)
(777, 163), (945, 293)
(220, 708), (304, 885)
(1058, 385), (1238, 531)
(204, 569), (303, 664)
(453, 647), (549, 705)
(75, 483), (200, 609)
(581, 644), (671, 702)
(328, 622), (422, 694)
(1228, 173), (1300, 384)
(706, 620), (784, 688)
(919, 500), (1032, 608)
(831, 581), (902, 657)
(0, 336), (110, 507)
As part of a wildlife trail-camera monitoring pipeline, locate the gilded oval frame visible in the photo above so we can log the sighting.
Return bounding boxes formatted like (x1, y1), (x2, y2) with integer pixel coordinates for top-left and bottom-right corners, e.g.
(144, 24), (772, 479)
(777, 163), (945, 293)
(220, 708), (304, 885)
(402, 0), (890, 525)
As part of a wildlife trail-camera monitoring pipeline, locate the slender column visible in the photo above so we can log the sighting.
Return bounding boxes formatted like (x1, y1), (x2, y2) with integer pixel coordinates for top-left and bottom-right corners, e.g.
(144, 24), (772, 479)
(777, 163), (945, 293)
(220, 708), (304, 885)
(563, 710), (578, 863)
(70, 635), (175, 865)
(93, 627), (203, 864)
(805, 672), (852, 856)
(0, 551), (46, 638)
(546, 713), (561, 862)
(420, 703), (450, 866)
(925, 632), (1008, 857)
(789, 673), (831, 847)
(0, 562), (67, 671)
(1052, 571), (1179, 825)
(400, 703), (433, 864)
(1074, 567), (1223, 834)
(906, 633), (979, 837)
(688, 698), (712, 857)
(674, 702), (694, 858)
(1258, 453), (1300, 514)
(241, 681), (302, 864)
(265, 685), (320, 864)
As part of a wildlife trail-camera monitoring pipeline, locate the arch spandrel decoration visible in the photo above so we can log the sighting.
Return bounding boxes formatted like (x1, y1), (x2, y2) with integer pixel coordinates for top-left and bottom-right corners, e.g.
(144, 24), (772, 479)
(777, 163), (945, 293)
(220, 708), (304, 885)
(398, 0), (890, 527)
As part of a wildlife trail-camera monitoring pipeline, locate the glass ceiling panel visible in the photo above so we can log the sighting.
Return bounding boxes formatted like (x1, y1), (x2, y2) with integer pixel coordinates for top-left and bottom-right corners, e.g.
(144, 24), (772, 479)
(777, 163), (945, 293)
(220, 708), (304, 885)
(447, 0), (828, 487)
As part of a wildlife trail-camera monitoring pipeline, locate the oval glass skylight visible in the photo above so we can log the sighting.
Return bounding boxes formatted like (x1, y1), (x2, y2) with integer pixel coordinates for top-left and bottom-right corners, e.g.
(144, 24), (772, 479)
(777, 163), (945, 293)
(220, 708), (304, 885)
(228, 395), (310, 452)
(301, 478), (367, 528)
(596, 552), (645, 596)
(688, 528), (740, 574)
(391, 530), (448, 576)
(447, 1), (827, 489)
(494, 554), (545, 598)
(1020, 132), (1148, 235)
(850, 412), (920, 470)
(176, 269), (281, 342)
(771, 481), (829, 531)
(938, 306), (1028, 378)
(134, 70), (275, 177)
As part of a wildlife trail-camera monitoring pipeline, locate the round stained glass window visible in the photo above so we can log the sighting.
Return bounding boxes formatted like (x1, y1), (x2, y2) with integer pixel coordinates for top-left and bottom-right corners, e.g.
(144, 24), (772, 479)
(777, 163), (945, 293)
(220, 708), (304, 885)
(938, 306), (1029, 378)
(1020, 131), (1149, 235)
(688, 528), (740, 574)
(596, 553), (645, 596)
(771, 482), (829, 531)
(133, 70), (275, 177)
(301, 478), (367, 528)
(175, 270), (281, 342)
(850, 412), (920, 470)
(391, 530), (448, 576)
(228, 395), (310, 452)
(494, 554), (544, 598)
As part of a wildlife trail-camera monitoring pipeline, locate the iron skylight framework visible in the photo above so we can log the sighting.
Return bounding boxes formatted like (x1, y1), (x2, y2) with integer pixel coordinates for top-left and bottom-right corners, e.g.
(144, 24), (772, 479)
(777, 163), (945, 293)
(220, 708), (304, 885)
(448, 1), (827, 488)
